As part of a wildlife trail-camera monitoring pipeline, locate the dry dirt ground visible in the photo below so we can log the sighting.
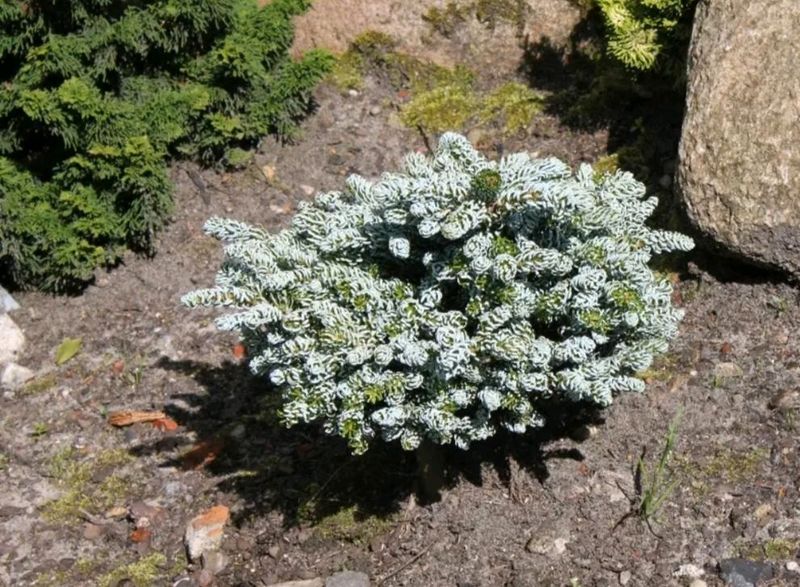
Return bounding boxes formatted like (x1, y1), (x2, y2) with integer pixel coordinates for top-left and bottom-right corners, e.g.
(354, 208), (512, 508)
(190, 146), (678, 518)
(2, 3), (800, 587)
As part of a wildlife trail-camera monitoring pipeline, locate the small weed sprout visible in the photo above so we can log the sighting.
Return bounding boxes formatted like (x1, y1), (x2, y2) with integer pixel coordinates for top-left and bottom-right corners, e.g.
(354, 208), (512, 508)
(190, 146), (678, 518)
(636, 408), (682, 526)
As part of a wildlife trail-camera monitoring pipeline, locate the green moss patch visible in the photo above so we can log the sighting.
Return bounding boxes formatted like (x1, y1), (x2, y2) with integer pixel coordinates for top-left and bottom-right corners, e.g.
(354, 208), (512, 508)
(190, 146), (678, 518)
(42, 448), (134, 523)
(678, 447), (767, 497)
(423, 0), (528, 36)
(739, 538), (800, 562)
(20, 374), (58, 396)
(309, 504), (398, 546)
(98, 553), (168, 587)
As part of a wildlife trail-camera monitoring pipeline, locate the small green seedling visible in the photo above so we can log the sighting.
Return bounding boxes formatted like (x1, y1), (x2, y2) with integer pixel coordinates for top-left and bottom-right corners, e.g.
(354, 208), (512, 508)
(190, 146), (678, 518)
(614, 408), (683, 535)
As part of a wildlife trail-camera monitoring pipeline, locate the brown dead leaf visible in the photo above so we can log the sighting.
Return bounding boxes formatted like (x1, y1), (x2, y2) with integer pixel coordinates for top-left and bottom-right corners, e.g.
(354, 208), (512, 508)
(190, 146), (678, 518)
(150, 417), (179, 432)
(108, 410), (166, 427)
(182, 437), (225, 470)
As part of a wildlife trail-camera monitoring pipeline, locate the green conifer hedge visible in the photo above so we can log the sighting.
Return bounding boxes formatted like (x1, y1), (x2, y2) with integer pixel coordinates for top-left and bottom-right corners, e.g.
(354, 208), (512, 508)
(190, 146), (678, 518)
(0, 0), (332, 291)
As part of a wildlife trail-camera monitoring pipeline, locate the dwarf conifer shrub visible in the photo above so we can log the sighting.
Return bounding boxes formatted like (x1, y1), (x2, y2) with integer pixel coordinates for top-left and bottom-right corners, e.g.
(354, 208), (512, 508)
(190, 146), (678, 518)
(0, 0), (331, 290)
(595, 0), (697, 73)
(183, 133), (693, 454)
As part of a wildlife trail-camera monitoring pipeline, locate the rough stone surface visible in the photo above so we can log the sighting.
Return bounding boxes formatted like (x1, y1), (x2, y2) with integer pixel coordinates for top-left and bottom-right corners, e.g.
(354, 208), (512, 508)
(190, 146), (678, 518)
(0, 314), (25, 364)
(325, 571), (370, 587)
(290, 0), (581, 75)
(677, 0), (800, 275)
(0, 363), (34, 390)
(718, 558), (775, 587)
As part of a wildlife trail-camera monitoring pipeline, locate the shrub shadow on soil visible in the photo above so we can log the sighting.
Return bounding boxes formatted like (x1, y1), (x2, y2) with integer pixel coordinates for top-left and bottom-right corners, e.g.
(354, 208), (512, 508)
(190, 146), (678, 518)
(150, 357), (603, 529)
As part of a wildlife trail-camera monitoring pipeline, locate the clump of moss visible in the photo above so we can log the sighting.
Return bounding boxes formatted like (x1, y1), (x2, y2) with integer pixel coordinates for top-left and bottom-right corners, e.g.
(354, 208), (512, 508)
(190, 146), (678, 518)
(739, 538), (800, 562)
(423, 2), (470, 37)
(98, 553), (167, 587)
(329, 30), (473, 94)
(328, 31), (543, 135)
(400, 83), (478, 133)
(402, 80), (543, 136)
(474, 0), (528, 31)
(329, 53), (367, 91)
(637, 352), (677, 383)
(43, 448), (133, 523)
(591, 153), (620, 180)
(423, 0), (528, 36)
(678, 447), (767, 497)
(479, 82), (545, 134)
(20, 374), (57, 396)
(328, 31), (399, 91)
(34, 559), (98, 586)
(311, 505), (397, 546)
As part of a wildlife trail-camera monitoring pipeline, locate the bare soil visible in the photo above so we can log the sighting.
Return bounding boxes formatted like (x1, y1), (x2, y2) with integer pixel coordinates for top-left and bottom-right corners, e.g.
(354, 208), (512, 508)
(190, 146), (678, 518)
(2, 4), (799, 587)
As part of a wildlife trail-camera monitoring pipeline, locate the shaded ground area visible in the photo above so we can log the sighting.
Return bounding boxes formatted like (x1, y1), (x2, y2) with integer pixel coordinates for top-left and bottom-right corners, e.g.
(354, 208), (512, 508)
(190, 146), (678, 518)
(2, 3), (800, 586)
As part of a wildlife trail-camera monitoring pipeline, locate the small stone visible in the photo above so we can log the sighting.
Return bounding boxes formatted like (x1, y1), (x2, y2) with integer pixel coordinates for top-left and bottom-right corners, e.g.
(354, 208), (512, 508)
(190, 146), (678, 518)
(619, 570), (631, 585)
(326, 571), (370, 587)
(552, 538), (568, 555)
(1, 363), (34, 390)
(266, 580), (324, 587)
(299, 184), (315, 197)
(714, 362), (743, 379)
(83, 522), (105, 540)
(674, 564), (705, 579)
(202, 550), (229, 575)
(719, 558), (774, 586)
(185, 505), (230, 562)
(689, 581), (708, 587)
(525, 536), (550, 555)
(787, 561), (799, 572)
(347, 89), (359, 97)
(268, 544), (281, 559)
(369, 105), (382, 116)
(0, 286), (19, 313)
(754, 503), (773, 521)
(0, 315), (25, 364)
(193, 569), (214, 587)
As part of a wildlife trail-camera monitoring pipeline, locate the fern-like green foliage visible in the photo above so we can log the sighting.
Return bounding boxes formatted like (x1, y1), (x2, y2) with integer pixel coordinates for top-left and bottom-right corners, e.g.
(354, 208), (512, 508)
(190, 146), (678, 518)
(0, 0), (332, 290)
(184, 134), (693, 454)
(595, 0), (697, 72)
